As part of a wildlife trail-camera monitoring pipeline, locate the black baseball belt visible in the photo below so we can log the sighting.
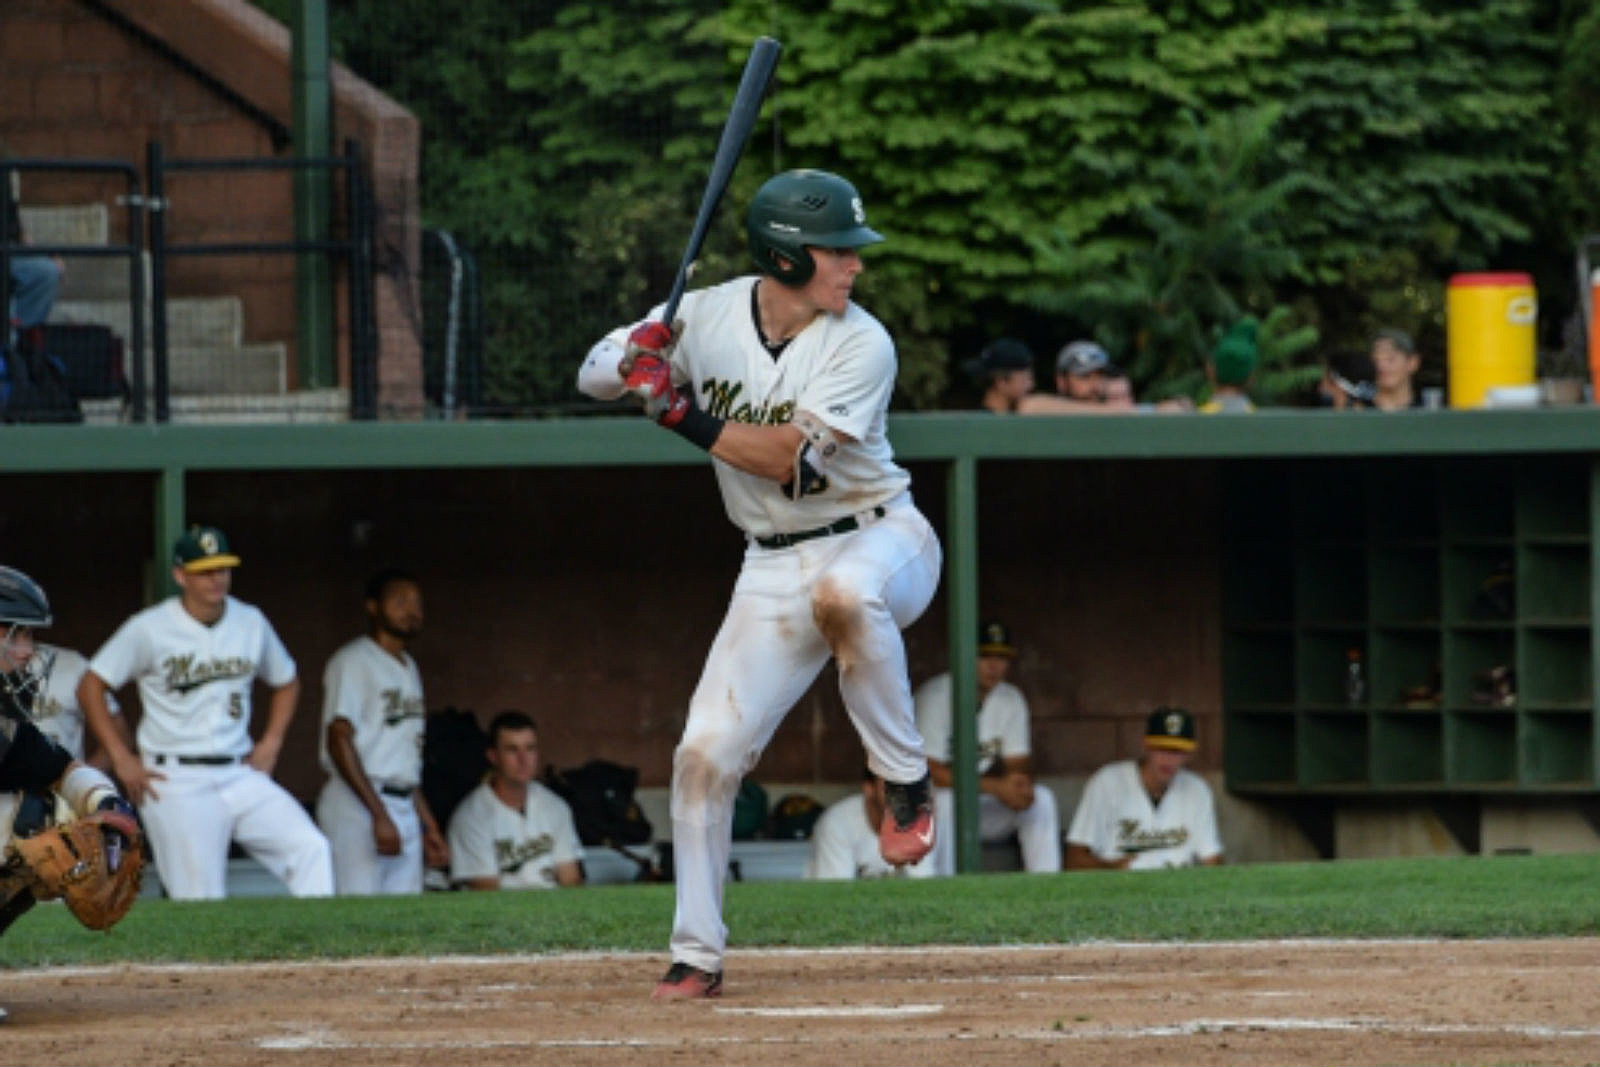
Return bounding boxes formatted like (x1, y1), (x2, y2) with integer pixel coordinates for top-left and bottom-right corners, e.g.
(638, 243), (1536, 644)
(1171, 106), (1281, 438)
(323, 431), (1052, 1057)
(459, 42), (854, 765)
(379, 783), (415, 799)
(150, 753), (239, 766)
(755, 506), (887, 550)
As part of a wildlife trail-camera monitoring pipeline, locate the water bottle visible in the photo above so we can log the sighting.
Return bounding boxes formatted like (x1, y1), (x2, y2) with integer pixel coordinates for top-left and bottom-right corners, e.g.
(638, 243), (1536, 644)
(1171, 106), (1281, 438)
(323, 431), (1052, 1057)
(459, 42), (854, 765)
(1344, 648), (1366, 707)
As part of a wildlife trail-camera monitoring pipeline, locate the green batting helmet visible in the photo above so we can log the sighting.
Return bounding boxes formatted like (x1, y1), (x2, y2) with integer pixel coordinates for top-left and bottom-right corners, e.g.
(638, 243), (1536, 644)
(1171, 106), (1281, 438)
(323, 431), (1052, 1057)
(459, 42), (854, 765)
(746, 169), (883, 286)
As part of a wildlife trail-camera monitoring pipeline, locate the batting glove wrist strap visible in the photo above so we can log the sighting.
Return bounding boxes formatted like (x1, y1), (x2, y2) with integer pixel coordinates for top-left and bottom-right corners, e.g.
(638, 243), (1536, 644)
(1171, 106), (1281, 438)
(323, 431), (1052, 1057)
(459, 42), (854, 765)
(664, 391), (724, 451)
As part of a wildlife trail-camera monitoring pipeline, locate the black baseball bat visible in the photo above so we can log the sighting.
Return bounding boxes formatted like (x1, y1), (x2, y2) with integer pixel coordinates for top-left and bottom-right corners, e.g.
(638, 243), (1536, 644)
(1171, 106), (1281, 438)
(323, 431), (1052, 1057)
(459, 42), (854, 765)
(658, 35), (782, 326)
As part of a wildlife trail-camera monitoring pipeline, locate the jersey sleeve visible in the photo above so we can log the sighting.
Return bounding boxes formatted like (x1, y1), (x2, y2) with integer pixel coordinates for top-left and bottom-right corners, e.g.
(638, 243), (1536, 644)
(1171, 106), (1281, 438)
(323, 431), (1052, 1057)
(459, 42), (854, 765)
(550, 796), (584, 867)
(0, 720), (73, 793)
(256, 615), (297, 688)
(86, 615), (150, 690)
(794, 316), (895, 442)
(1188, 776), (1224, 862)
(320, 646), (361, 730)
(993, 685), (1032, 759)
(447, 792), (499, 882)
(1065, 767), (1112, 853)
(805, 801), (858, 880)
(913, 674), (953, 762)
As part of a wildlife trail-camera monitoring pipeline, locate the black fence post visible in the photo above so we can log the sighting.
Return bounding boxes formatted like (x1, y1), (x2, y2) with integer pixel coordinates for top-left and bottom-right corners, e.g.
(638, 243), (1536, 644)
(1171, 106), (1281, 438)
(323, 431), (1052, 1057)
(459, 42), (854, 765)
(145, 141), (169, 424)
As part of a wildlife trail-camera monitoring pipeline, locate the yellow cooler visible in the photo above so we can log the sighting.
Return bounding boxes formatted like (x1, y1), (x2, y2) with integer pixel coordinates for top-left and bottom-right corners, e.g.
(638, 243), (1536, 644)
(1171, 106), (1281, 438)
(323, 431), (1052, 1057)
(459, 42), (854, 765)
(1446, 272), (1537, 408)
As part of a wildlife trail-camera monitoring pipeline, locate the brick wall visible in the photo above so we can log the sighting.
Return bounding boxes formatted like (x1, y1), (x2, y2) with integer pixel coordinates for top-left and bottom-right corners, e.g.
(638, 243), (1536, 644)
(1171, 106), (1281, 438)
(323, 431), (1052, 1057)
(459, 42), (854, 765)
(0, 0), (422, 411)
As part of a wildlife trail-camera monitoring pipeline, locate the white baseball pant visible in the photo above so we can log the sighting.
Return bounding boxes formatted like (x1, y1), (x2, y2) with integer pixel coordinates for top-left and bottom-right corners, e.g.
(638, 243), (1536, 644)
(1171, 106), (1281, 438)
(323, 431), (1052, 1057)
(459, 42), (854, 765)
(316, 775), (424, 895)
(668, 496), (941, 973)
(139, 760), (334, 900)
(929, 784), (1062, 876)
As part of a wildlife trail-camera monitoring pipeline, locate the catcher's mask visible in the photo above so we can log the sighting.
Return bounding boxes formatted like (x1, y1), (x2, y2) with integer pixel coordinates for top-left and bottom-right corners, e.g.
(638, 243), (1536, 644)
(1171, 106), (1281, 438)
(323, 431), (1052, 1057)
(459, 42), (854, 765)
(0, 565), (55, 715)
(746, 169), (883, 287)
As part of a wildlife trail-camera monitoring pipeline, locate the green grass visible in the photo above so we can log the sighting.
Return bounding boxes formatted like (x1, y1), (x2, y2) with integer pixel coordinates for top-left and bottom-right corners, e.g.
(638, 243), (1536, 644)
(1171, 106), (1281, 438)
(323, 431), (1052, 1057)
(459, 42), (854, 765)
(4, 853), (1596, 970)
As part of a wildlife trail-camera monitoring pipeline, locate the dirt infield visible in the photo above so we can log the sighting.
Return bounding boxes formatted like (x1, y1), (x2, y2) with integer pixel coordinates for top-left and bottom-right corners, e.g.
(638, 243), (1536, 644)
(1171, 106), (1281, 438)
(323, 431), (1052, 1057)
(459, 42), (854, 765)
(0, 939), (1594, 1066)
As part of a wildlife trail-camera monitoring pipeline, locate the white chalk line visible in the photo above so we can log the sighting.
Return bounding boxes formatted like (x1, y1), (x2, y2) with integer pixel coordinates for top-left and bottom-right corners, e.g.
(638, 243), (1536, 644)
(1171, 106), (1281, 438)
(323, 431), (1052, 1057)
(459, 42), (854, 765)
(1, 936), (1585, 982)
(713, 1003), (944, 1018)
(254, 1015), (1600, 1053)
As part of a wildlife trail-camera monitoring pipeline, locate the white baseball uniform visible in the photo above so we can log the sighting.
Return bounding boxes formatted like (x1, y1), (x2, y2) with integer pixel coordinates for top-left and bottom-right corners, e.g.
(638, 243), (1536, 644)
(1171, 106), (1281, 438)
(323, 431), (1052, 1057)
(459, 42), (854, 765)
(1066, 759), (1223, 869)
(915, 672), (1061, 874)
(447, 780), (583, 889)
(29, 645), (119, 760)
(580, 275), (942, 974)
(806, 793), (935, 880)
(86, 595), (333, 899)
(315, 635), (428, 895)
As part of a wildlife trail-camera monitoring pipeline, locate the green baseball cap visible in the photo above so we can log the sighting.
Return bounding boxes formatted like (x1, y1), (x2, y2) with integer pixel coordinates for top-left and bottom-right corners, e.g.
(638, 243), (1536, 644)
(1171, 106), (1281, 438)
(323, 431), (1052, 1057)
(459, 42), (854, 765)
(173, 525), (241, 573)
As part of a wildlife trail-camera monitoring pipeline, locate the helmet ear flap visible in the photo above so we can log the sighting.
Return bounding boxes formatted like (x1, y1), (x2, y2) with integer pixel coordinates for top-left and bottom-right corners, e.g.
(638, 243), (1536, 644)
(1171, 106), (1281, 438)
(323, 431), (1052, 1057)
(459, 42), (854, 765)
(763, 245), (814, 286)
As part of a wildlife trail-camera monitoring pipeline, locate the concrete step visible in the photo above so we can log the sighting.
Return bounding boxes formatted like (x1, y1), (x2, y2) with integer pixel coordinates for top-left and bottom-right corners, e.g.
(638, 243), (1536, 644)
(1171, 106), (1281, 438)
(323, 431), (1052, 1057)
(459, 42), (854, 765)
(80, 388), (350, 426)
(51, 295), (242, 350)
(18, 203), (109, 246)
(168, 342), (287, 395)
(55, 252), (150, 303)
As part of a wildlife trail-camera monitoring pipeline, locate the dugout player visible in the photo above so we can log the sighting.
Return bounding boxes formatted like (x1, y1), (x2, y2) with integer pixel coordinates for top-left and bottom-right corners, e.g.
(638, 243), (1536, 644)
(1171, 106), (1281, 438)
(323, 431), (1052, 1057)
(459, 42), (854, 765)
(0, 566), (139, 1022)
(1065, 706), (1224, 870)
(578, 169), (942, 1000)
(316, 569), (448, 895)
(806, 769), (937, 881)
(447, 710), (583, 890)
(77, 525), (334, 899)
(914, 621), (1061, 875)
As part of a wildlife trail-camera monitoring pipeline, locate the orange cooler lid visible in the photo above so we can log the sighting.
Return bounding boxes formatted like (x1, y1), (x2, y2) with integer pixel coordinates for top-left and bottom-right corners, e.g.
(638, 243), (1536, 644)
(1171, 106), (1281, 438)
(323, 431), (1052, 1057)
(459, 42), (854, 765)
(1449, 272), (1534, 287)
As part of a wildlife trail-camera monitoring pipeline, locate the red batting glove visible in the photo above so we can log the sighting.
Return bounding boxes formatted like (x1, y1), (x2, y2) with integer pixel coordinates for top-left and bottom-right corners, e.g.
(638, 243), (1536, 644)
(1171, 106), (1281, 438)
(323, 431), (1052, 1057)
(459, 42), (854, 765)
(622, 354), (689, 425)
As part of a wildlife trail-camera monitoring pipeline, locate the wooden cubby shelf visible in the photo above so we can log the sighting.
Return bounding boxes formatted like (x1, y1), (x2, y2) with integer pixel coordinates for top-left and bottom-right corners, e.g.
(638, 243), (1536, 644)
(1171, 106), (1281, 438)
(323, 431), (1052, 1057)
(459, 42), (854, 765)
(1222, 457), (1600, 794)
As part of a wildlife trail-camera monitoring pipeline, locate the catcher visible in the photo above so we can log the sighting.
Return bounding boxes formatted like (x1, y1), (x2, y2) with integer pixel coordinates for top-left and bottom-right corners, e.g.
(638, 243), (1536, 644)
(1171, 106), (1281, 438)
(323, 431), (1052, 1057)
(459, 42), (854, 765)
(0, 566), (142, 1022)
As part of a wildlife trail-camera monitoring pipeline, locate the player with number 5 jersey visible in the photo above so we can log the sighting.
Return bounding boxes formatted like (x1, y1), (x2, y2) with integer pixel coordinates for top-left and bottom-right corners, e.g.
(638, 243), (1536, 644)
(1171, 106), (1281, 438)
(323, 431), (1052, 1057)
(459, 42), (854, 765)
(578, 169), (942, 1000)
(78, 525), (333, 900)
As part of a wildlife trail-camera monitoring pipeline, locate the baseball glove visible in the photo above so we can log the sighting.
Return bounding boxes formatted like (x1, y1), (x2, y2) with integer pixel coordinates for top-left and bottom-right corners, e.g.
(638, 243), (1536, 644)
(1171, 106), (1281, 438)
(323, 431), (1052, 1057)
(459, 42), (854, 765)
(12, 810), (144, 931)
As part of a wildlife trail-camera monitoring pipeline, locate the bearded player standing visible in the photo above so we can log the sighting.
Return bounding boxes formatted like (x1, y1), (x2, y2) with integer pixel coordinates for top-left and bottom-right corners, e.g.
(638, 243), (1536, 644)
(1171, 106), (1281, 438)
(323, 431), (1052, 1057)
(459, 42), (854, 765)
(578, 169), (942, 1000)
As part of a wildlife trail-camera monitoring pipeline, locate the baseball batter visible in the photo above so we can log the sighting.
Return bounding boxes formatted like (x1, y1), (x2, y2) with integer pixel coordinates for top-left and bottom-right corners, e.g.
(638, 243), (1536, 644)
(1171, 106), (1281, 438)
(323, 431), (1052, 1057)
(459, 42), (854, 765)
(0, 567), (139, 1023)
(1065, 707), (1224, 870)
(77, 525), (334, 899)
(448, 710), (584, 890)
(316, 569), (447, 895)
(915, 622), (1061, 876)
(806, 771), (936, 881)
(578, 169), (942, 999)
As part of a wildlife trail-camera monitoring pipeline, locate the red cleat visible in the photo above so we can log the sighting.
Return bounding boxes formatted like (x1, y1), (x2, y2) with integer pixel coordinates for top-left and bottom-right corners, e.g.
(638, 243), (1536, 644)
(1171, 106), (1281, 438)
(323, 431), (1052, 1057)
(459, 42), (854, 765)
(879, 774), (935, 866)
(652, 962), (724, 1001)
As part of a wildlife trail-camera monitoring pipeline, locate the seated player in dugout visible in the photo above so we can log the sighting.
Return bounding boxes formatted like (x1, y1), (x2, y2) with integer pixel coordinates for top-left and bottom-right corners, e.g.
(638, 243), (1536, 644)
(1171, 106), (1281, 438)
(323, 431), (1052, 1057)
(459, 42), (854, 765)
(1065, 706), (1224, 870)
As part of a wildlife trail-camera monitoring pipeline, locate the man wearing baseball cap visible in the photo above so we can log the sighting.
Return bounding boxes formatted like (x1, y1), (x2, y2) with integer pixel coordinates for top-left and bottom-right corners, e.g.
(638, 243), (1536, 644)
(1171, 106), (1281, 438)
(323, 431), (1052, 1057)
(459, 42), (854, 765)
(914, 620), (1061, 875)
(79, 524), (334, 899)
(1016, 339), (1144, 414)
(1065, 706), (1223, 870)
(964, 338), (1037, 415)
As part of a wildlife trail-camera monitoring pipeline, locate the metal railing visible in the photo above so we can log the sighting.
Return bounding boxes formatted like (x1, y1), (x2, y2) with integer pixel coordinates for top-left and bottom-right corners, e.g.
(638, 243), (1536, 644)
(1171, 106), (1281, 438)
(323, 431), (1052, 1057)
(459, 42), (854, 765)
(147, 138), (377, 421)
(1, 159), (149, 419)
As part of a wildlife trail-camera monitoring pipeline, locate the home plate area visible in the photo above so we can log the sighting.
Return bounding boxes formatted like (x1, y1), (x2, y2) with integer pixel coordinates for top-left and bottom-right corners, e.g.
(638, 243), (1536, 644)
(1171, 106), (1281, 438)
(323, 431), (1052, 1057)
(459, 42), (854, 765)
(0, 940), (1594, 1066)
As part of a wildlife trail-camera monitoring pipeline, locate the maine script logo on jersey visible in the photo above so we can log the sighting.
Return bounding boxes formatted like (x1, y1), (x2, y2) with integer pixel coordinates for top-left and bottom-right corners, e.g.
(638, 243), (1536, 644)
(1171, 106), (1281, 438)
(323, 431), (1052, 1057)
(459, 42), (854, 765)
(495, 833), (556, 877)
(380, 688), (426, 727)
(700, 379), (796, 427)
(1115, 818), (1189, 854)
(161, 654), (255, 695)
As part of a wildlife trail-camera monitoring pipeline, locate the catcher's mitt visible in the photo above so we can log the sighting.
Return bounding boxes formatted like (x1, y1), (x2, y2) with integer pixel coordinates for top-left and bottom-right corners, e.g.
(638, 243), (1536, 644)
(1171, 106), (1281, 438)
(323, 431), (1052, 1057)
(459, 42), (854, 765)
(12, 810), (143, 931)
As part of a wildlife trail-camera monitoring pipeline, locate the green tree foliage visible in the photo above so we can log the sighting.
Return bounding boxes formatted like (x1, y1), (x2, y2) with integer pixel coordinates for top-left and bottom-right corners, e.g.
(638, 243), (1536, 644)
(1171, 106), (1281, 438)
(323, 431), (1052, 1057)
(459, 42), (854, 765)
(286, 0), (1577, 412)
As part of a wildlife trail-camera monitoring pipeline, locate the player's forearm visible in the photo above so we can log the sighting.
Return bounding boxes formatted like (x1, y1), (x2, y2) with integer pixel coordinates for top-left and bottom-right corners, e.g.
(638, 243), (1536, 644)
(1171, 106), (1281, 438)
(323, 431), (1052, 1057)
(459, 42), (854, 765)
(1064, 843), (1125, 870)
(257, 679), (301, 748)
(327, 722), (385, 814)
(708, 421), (804, 482)
(77, 675), (134, 762)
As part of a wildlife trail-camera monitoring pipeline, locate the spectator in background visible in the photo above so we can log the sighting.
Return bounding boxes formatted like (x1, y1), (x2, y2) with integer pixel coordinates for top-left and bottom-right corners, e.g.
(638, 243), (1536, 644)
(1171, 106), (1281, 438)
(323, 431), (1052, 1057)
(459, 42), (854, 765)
(914, 620), (1060, 875)
(1316, 348), (1377, 409)
(964, 338), (1037, 414)
(807, 768), (937, 880)
(1370, 328), (1423, 410)
(1065, 706), (1223, 870)
(1198, 318), (1258, 413)
(316, 569), (449, 896)
(448, 710), (584, 890)
(4, 186), (64, 357)
(1017, 340), (1115, 413)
